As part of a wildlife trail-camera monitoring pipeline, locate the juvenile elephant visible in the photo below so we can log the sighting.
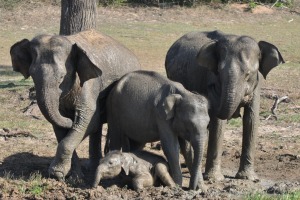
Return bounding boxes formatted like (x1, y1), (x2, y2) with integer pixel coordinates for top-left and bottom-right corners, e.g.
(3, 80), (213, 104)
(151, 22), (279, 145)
(106, 70), (210, 190)
(93, 150), (176, 190)
(10, 30), (141, 181)
(165, 30), (284, 181)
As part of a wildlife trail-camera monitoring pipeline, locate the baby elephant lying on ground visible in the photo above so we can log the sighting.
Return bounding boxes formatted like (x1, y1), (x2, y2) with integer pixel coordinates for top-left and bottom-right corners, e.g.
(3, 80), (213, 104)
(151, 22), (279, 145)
(106, 70), (210, 190)
(93, 150), (176, 190)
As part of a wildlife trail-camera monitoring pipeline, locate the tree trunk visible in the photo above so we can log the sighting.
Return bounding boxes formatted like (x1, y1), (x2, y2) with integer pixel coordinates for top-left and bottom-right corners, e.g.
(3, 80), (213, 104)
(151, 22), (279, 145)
(60, 0), (97, 35)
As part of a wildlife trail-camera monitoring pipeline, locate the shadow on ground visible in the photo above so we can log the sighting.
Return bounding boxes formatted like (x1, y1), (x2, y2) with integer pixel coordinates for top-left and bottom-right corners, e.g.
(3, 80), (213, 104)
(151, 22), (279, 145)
(0, 152), (51, 179)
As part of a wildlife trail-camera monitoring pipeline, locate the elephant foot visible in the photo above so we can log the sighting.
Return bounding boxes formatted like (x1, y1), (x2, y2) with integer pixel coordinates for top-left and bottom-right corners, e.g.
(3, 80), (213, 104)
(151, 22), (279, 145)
(196, 181), (207, 193)
(48, 158), (72, 181)
(203, 169), (224, 181)
(235, 168), (258, 181)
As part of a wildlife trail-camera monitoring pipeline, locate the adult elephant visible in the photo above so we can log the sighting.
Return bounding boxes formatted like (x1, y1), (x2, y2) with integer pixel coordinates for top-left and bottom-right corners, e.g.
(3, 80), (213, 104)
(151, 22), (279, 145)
(165, 30), (284, 181)
(10, 29), (141, 181)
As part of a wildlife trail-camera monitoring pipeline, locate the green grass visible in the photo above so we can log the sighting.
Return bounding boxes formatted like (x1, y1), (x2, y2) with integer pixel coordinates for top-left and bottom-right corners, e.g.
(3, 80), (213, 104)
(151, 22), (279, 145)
(246, 191), (300, 200)
(227, 118), (243, 128)
(2, 171), (47, 197)
(27, 173), (45, 196)
(0, 5), (299, 135)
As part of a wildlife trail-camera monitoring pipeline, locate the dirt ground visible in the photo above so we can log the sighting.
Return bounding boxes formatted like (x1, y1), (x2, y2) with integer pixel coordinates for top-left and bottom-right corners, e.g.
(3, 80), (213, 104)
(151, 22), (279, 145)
(0, 2), (300, 199)
(0, 88), (299, 199)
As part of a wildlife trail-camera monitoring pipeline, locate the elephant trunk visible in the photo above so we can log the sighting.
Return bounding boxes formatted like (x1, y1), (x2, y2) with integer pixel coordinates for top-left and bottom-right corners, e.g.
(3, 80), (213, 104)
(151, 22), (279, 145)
(217, 72), (242, 120)
(189, 134), (205, 190)
(92, 165), (103, 187)
(35, 83), (73, 129)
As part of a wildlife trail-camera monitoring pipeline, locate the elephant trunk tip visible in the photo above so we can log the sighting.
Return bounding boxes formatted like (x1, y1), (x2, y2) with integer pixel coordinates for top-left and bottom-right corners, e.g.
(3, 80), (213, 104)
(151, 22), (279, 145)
(92, 177), (101, 188)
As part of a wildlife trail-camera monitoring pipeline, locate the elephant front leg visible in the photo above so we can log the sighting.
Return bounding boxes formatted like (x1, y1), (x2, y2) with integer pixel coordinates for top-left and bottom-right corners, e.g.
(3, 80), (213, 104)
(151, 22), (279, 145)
(49, 129), (85, 180)
(49, 107), (97, 180)
(204, 117), (225, 181)
(50, 126), (83, 180)
(236, 91), (260, 180)
(158, 123), (182, 186)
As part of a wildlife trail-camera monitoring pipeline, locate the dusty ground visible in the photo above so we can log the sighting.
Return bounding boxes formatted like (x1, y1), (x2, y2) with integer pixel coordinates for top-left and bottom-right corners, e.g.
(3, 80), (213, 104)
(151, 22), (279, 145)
(0, 2), (300, 199)
(0, 88), (299, 199)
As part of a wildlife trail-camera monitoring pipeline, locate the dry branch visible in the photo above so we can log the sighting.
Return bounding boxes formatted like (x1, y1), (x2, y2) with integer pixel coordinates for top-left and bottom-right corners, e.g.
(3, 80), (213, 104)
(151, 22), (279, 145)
(0, 128), (37, 139)
(266, 95), (290, 120)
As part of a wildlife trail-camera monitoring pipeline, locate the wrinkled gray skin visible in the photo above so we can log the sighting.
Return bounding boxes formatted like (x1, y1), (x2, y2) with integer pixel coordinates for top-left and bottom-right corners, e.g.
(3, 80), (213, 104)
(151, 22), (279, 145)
(93, 150), (176, 190)
(106, 70), (210, 190)
(10, 30), (141, 181)
(165, 30), (284, 181)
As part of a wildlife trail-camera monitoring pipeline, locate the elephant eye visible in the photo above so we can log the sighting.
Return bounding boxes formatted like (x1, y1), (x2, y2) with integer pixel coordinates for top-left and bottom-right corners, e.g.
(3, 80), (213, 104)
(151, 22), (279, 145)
(109, 158), (118, 165)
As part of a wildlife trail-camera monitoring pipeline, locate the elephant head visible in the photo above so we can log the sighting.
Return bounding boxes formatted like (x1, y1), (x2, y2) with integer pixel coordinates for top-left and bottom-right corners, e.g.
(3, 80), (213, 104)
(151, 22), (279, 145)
(10, 34), (102, 129)
(196, 36), (284, 120)
(93, 151), (132, 187)
(162, 93), (210, 190)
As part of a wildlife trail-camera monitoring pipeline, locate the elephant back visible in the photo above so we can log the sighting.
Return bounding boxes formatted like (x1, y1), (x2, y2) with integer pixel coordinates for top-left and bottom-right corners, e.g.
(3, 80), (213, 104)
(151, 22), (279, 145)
(67, 29), (141, 88)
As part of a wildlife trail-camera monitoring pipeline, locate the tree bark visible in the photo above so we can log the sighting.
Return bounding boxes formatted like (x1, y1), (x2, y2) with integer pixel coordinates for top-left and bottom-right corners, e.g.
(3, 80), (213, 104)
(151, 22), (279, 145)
(60, 0), (97, 35)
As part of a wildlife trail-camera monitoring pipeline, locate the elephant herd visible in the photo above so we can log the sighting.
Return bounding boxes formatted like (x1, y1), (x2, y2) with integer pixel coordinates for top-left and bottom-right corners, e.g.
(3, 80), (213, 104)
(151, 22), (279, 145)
(10, 29), (284, 191)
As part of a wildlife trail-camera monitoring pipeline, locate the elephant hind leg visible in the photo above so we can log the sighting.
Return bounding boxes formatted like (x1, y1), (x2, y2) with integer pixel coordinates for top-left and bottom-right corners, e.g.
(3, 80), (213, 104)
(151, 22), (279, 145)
(89, 125), (103, 160)
(68, 151), (84, 180)
(132, 173), (154, 190)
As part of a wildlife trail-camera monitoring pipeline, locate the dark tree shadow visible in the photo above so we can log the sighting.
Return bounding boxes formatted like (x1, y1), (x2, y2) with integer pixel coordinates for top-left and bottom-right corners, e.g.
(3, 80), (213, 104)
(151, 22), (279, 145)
(0, 152), (52, 179)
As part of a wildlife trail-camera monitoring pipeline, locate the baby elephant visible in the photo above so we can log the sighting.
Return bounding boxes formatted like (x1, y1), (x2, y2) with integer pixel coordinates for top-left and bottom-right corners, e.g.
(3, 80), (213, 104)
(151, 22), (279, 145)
(106, 70), (210, 190)
(93, 150), (176, 190)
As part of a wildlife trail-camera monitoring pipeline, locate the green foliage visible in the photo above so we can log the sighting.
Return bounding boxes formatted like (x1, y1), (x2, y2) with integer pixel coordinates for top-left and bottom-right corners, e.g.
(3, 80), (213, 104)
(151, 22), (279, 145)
(248, 0), (257, 10)
(274, 0), (294, 8)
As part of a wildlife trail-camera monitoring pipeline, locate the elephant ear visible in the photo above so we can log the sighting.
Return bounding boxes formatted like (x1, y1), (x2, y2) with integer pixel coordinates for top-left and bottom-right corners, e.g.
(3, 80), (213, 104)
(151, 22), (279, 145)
(10, 39), (32, 79)
(162, 94), (182, 120)
(73, 43), (103, 86)
(196, 41), (218, 74)
(258, 41), (285, 79)
(121, 154), (133, 175)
